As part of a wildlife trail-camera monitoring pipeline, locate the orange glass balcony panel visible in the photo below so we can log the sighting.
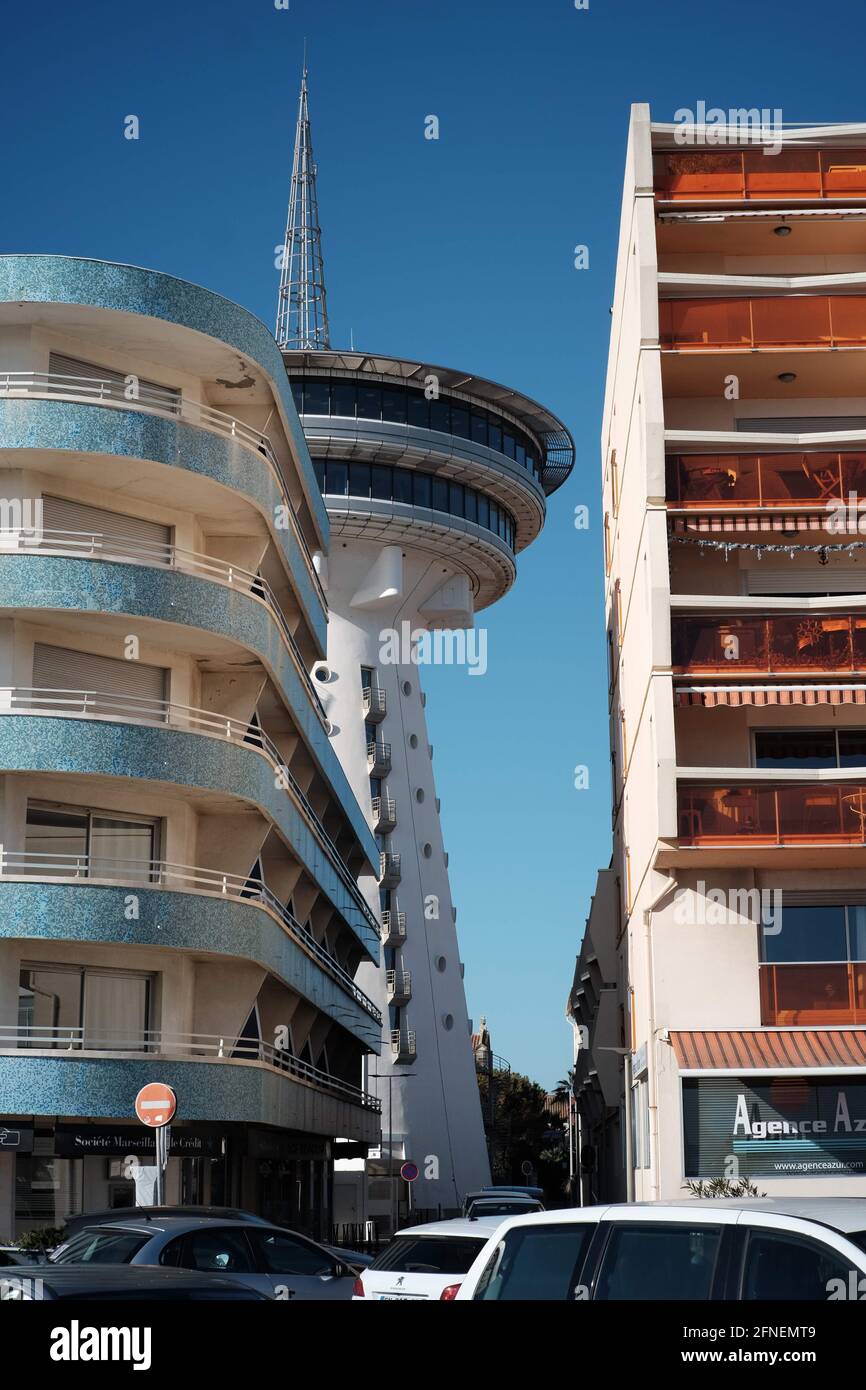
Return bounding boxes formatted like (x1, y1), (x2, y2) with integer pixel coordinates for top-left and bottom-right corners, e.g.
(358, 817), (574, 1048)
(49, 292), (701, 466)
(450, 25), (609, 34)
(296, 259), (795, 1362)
(678, 783), (866, 844)
(654, 150), (745, 201)
(742, 147), (821, 197)
(661, 296), (866, 350)
(821, 150), (866, 195)
(665, 452), (860, 506)
(672, 614), (862, 675)
(760, 962), (866, 1026)
(659, 298), (752, 348)
(654, 148), (866, 201)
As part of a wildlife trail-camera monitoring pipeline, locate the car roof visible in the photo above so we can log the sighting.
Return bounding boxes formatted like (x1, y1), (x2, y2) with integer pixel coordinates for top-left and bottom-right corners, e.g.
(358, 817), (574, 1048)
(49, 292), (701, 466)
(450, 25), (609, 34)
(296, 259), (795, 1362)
(392, 1217), (505, 1239)
(477, 1198), (866, 1236)
(68, 1216), (290, 1238)
(469, 1195), (540, 1205)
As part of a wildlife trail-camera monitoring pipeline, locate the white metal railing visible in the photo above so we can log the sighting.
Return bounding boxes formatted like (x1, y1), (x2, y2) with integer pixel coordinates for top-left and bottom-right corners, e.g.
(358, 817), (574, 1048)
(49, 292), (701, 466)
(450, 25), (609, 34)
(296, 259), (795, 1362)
(2, 526), (327, 727)
(362, 686), (386, 717)
(367, 740), (391, 764)
(0, 371), (326, 611)
(0, 1025), (380, 1110)
(0, 850), (381, 1024)
(390, 1029), (416, 1055)
(386, 970), (412, 996)
(379, 852), (401, 881)
(0, 685), (376, 934)
(371, 796), (396, 823)
(381, 910), (406, 940)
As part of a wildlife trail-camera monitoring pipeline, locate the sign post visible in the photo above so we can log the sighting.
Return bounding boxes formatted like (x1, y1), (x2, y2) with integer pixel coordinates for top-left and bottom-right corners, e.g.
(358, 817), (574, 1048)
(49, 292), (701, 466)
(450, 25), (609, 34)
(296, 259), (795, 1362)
(134, 1083), (177, 1207)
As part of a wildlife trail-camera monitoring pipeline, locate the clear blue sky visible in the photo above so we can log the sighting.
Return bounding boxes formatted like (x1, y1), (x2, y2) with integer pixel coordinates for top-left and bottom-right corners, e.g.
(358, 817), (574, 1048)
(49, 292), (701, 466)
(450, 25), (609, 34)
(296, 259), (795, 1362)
(3, 0), (863, 1087)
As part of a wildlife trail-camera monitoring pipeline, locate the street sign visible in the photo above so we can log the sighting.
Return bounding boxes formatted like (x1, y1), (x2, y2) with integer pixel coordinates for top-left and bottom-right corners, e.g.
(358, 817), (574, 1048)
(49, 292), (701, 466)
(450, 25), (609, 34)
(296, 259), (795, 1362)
(400, 1161), (419, 1182)
(134, 1083), (177, 1129)
(521, 1160), (534, 1177)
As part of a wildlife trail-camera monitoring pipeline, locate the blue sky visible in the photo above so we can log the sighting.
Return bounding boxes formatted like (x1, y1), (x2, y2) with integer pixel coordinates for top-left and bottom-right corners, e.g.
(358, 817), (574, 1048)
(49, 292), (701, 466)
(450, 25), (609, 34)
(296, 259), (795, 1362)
(3, 0), (863, 1087)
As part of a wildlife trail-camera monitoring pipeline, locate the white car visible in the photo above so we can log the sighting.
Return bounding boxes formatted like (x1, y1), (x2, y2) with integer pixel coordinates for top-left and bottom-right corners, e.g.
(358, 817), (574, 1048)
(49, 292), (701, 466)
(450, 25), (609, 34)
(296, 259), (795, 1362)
(454, 1198), (866, 1301)
(353, 1217), (503, 1300)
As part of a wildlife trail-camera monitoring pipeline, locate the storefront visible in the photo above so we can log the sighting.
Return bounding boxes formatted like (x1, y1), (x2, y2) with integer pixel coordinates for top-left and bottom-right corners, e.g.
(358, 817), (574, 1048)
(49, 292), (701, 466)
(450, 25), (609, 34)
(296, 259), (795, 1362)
(683, 1076), (866, 1179)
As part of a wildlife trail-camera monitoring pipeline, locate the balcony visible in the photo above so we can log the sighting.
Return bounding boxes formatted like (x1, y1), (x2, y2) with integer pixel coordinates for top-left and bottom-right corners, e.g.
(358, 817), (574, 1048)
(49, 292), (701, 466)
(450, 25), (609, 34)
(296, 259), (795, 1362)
(654, 148), (866, 204)
(678, 782), (866, 845)
(381, 909), (407, 947)
(660, 296), (866, 352)
(390, 1029), (416, 1063)
(372, 795), (397, 833)
(363, 686), (387, 723)
(367, 739), (392, 776)
(760, 962), (866, 1026)
(379, 852), (401, 888)
(386, 970), (412, 1006)
(672, 614), (866, 677)
(666, 452), (866, 510)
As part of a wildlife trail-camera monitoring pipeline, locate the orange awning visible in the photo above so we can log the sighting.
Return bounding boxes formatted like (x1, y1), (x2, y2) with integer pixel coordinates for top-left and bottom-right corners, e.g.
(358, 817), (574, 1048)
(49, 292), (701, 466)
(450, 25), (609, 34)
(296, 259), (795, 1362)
(671, 1029), (866, 1070)
(676, 684), (866, 708)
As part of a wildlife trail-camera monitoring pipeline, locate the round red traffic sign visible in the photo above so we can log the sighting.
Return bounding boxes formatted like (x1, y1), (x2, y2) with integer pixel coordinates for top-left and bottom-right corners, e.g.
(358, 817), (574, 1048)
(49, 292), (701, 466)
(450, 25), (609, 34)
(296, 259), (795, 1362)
(400, 1161), (419, 1182)
(134, 1083), (177, 1128)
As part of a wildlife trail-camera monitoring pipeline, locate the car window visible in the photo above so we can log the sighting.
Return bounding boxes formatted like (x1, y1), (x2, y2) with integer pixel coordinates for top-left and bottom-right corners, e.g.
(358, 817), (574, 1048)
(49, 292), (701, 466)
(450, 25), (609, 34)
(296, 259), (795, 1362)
(180, 1228), (253, 1274)
(740, 1229), (858, 1301)
(369, 1235), (487, 1275)
(158, 1236), (185, 1268)
(249, 1231), (335, 1277)
(594, 1223), (721, 1301)
(474, 1223), (596, 1300)
(50, 1230), (150, 1265)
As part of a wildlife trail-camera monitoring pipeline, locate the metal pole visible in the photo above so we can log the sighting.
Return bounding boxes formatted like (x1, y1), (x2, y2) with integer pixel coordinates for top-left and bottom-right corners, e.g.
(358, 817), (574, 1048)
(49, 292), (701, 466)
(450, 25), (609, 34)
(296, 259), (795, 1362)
(155, 1126), (166, 1206)
(624, 1053), (635, 1203)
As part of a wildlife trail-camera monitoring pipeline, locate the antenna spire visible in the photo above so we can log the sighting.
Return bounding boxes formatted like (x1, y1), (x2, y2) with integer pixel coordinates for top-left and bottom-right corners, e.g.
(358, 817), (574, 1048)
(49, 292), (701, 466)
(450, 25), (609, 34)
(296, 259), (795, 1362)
(275, 62), (331, 351)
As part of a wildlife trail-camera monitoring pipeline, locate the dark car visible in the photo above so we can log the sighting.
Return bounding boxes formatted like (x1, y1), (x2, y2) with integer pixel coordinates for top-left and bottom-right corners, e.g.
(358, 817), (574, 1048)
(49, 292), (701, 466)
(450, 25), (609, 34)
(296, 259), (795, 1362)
(0, 1265), (268, 1301)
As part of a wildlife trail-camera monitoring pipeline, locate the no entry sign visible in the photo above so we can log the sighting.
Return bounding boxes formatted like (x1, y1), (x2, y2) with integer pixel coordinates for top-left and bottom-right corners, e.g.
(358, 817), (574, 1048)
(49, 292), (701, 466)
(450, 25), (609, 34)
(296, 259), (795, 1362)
(400, 1161), (419, 1182)
(134, 1083), (177, 1128)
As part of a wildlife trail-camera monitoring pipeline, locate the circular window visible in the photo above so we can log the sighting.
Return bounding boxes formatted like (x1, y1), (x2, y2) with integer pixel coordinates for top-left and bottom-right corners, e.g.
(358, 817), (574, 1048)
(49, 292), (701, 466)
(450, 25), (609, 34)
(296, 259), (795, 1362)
(409, 734), (419, 749)
(423, 843), (432, 858)
(435, 956), (446, 973)
(415, 789), (425, 804)
(312, 661), (331, 684)
(402, 680), (412, 697)
(442, 1013), (454, 1031)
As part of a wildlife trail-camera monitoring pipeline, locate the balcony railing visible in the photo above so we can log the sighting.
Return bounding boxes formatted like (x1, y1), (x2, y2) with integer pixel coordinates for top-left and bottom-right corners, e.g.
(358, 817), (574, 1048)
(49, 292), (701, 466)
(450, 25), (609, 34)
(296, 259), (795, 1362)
(371, 796), (397, 832)
(672, 615), (866, 675)
(678, 782), (866, 845)
(390, 1029), (416, 1062)
(659, 296), (866, 351)
(380, 910), (407, 946)
(666, 452), (866, 509)
(0, 371), (326, 612)
(386, 970), (412, 1004)
(760, 962), (866, 1026)
(0, 1025), (380, 1110)
(363, 686), (386, 723)
(0, 850), (381, 1023)
(379, 852), (401, 887)
(0, 685), (376, 935)
(367, 740), (392, 775)
(654, 148), (866, 203)
(0, 526), (328, 728)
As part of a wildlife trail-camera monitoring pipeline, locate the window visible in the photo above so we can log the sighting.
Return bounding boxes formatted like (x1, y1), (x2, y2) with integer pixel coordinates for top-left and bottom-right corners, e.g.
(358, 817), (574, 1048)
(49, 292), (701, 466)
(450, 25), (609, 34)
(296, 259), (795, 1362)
(754, 729), (866, 770)
(413, 473), (431, 508)
(324, 460), (348, 496)
(393, 469), (413, 505)
(356, 385), (382, 421)
(431, 478), (449, 514)
(368, 1235), (486, 1275)
(502, 431), (516, 460)
(429, 399), (451, 434)
(302, 380), (330, 415)
(477, 494), (489, 530)
(18, 964), (152, 1049)
(348, 462), (371, 499)
(382, 388), (408, 424)
(450, 406), (470, 439)
(330, 381), (356, 418)
(470, 412), (488, 447)
(52, 1229), (150, 1264)
(25, 802), (159, 881)
(739, 1229), (856, 1301)
(371, 465), (392, 500)
(594, 1223), (721, 1301)
(448, 482), (464, 517)
(249, 1230), (333, 1276)
(407, 391), (429, 428)
(473, 1224), (596, 1301)
(487, 419), (502, 453)
(464, 490), (478, 525)
(180, 1228), (254, 1273)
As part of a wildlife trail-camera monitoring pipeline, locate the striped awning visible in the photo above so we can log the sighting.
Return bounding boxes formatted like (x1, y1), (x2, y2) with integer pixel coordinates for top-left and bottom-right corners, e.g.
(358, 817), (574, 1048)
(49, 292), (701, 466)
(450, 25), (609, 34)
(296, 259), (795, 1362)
(669, 513), (832, 536)
(672, 1029), (866, 1071)
(675, 684), (866, 708)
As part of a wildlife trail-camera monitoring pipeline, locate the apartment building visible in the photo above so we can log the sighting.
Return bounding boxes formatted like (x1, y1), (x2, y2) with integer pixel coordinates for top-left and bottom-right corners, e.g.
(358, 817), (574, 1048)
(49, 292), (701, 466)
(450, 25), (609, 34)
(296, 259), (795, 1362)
(0, 254), (382, 1240)
(577, 107), (866, 1199)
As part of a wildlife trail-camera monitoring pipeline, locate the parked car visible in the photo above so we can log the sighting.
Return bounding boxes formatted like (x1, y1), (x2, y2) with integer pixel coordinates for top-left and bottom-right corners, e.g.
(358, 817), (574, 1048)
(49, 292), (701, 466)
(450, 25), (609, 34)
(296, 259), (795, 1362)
(0, 1246), (40, 1267)
(49, 1217), (358, 1300)
(454, 1198), (866, 1300)
(353, 1217), (504, 1300)
(58, 1206), (372, 1269)
(0, 1265), (268, 1300)
(461, 1186), (546, 1217)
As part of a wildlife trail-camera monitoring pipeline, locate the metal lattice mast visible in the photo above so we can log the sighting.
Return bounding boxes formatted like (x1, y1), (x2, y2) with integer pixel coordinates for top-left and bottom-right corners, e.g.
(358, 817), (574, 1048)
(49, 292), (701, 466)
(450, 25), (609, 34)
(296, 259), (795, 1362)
(275, 67), (331, 351)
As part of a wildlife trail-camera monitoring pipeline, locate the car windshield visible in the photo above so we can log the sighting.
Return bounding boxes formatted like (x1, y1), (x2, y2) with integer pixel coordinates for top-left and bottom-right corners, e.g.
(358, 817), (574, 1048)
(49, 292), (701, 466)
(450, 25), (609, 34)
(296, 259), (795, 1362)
(844, 1230), (866, 1255)
(469, 1201), (537, 1216)
(51, 1229), (149, 1265)
(368, 1235), (487, 1275)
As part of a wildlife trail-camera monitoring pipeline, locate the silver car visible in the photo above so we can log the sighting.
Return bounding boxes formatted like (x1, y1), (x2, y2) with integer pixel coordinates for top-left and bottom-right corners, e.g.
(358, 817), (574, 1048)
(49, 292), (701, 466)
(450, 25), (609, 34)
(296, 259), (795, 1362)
(50, 1217), (358, 1300)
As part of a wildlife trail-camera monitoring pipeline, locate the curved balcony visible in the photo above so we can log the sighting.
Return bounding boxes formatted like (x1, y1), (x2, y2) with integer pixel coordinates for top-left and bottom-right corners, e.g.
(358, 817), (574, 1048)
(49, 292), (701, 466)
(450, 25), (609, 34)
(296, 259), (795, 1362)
(672, 614), (866, 676)
(3, 527), (327, 725)
(379, 853), (401, 889)
(390, 1029), (416, 1063)
(0, 1050), (379, 1142)
(0, 1025), (380, 1110)
(381, 910), (406, 947)
(0, 686), (377, 942)
(666, 452), (866, 509)
(0, 853), (381, 1032)
(372, 796), (397, 833)
(660, 295), (866, 351)
(654, 148), (866, 204)
(0, 371), (325, 614)
(386, 970), (412, 1006)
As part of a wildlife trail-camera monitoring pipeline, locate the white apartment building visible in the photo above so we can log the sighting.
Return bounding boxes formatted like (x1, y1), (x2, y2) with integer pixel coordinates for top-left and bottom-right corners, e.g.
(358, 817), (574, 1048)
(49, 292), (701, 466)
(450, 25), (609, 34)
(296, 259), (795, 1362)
(574, 105), (866, 1200)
